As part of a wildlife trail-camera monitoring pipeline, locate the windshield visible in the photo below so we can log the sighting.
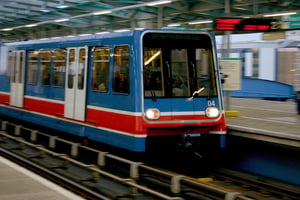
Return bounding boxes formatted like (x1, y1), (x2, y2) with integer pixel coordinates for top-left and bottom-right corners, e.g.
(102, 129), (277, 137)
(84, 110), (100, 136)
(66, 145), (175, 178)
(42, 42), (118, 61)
(143, 32), (218, 98)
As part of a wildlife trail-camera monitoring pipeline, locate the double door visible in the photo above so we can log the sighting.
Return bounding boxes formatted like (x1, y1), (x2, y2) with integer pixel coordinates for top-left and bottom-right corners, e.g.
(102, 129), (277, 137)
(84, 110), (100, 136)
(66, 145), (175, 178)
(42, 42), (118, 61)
(64, 47), (88, 121)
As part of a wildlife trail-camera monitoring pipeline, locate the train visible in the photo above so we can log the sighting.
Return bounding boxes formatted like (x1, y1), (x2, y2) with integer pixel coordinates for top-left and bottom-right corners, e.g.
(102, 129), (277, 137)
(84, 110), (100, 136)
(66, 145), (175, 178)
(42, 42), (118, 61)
(0, 29), (226, 153)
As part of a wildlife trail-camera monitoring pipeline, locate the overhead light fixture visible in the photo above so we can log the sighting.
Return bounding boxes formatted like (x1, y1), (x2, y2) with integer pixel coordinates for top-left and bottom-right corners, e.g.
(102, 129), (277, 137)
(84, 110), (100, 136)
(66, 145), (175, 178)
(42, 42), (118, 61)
(168, 23), (181, 27)
(188, 20), (213, 25)
(25, 24), (38, 28)
(264, 12), (296, 17)
(57, 5), (69, 9)
(40, 9), (51, 12)
(147, 0), (172, 6)
(93, 10), (112, 15)
(55, 18), (70, 22)
(1, 28), (13, 31)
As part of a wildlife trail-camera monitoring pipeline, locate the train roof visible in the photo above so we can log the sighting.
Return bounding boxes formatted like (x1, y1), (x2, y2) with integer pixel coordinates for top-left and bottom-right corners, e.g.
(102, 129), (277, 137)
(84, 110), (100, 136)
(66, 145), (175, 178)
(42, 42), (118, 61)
(3, 29), (212, 48)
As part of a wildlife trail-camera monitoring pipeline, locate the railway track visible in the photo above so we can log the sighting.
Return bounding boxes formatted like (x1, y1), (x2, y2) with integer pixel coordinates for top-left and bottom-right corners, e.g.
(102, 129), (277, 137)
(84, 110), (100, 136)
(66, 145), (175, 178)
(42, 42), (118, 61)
(0, 119), (299, 200)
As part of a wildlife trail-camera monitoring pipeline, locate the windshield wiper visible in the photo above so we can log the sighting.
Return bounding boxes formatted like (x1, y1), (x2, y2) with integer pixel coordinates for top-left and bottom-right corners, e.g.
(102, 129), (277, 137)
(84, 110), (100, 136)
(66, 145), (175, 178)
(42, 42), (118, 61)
(151, 90), (157, 101)
(187, 87), (205, 101)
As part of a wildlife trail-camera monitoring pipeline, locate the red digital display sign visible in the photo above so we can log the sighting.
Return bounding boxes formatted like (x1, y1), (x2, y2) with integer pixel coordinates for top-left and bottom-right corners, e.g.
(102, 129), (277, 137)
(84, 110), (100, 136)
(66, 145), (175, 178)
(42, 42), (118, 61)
(214, 18), (279, 31)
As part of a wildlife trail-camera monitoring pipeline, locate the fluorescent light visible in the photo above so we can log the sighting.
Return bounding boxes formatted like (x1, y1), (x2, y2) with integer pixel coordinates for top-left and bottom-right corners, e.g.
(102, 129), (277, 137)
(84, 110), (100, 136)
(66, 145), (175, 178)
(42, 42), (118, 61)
(55, 18), (69, 22)
(57, 5), (69, 9)
(168, 23), (181, 27)
(188, 20), (212, 25)
(93, 10), (112, 15)
(1, 28), (13, 31)
(40, 9), (51, 12)
(147, 0), (172, 6)
(25, 24), (38, 28)
(264, 12), (296, 17)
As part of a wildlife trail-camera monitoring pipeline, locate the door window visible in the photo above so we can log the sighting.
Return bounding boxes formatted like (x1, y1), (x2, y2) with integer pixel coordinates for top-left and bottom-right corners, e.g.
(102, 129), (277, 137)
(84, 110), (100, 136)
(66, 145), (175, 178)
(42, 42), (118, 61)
(113, 46), (130, 94)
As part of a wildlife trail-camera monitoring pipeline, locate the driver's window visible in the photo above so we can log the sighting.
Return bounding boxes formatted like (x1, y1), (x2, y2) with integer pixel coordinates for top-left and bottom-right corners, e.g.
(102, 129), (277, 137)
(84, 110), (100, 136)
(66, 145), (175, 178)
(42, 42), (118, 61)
(144, 48), (164, 97)
(195, 48), (217, 96)
(171, 49), (190, 97)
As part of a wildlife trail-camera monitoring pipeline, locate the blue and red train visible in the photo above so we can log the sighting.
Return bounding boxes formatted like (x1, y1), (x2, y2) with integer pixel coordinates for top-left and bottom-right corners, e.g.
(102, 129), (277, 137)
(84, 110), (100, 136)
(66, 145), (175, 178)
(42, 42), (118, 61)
(0, 29), (226, 152)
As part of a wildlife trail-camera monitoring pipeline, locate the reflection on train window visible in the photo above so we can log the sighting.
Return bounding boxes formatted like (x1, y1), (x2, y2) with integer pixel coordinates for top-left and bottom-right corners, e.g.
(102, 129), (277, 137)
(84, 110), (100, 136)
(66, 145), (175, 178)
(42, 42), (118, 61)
(113, 46), (130, 94)
(194, 48), (217, 97)
(53, 49), (66, 87)
(40, 51), (51, 86)
(27, 51), (38, 85)
(67, 49), (75, 89)
(144, 48), (164, 97)
(171, 49), (189, 97)
(92, 47), (109, 92)
(78, 48), (86, 90)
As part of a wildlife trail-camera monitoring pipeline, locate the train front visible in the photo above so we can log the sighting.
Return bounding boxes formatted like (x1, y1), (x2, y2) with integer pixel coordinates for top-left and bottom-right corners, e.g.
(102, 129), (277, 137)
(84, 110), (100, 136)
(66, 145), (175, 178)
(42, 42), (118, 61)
(141, 30), (226, 153)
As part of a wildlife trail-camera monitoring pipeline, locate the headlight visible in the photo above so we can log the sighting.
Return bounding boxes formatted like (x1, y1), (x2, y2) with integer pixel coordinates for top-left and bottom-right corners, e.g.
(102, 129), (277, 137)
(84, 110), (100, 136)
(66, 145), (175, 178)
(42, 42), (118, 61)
(145, 108), (160, 120)
(205, 107), (219, 118)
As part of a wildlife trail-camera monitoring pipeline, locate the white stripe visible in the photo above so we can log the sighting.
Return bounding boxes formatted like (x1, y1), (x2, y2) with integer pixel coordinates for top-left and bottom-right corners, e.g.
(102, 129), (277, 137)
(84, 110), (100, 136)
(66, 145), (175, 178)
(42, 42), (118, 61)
(161, 111), (205, 116)
(87, 105), (141, 116)
(25, 95), (64, 104)
(0, 91), (9, 95)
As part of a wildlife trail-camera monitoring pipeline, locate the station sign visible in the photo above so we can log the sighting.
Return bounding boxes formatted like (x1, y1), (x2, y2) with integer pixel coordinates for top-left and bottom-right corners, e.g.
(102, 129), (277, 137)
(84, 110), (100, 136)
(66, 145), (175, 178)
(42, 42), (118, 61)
(214, 18), (280, 31)
(219, 58), (241, 91)
(282, 14), (300, 29)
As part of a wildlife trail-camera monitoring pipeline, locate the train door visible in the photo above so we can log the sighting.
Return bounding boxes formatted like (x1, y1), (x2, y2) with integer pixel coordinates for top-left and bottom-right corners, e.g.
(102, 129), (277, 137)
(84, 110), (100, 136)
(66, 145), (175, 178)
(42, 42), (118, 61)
(9, 51), (25, 107)
(64, 47), (88, 121)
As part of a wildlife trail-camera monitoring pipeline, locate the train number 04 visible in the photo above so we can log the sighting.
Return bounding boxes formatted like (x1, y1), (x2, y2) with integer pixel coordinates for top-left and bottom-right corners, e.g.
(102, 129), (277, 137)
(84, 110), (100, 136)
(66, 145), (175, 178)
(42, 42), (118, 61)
(207, 100), (216, 107)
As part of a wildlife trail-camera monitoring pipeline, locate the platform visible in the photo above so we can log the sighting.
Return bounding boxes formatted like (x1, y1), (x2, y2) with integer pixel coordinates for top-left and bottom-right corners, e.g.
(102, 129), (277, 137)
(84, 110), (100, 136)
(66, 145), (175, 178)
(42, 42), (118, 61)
(225, 98), (300, 147)
(0, 156), (84, 200)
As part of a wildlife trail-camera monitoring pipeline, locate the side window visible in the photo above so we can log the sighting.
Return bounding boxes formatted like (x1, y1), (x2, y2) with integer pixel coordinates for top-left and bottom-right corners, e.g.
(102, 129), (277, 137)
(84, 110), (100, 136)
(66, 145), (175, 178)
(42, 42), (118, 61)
(19, 51), (25, 84)
(40, 51), (51, 86)
(113, 46), (130, 94)
(92, 47), (110, 92)
(7, 52), (16, 83)
(27, 51), (38, 85)
(68, 49), (75, 89)
(53, 49), (66, 87)
(78, 48), (86, 90)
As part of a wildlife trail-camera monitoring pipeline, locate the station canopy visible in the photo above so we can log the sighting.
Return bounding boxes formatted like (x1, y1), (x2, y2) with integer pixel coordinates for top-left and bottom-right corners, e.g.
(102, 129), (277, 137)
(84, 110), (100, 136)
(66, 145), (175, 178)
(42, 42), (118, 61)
(0, 0), (300, 42)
